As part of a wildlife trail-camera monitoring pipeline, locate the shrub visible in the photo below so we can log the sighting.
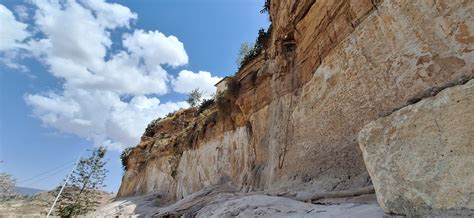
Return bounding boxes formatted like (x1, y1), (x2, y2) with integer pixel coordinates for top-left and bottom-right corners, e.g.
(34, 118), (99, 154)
(260, 0), (270, 15)
(120, 147), (134, 171)
(144, 118), (161, 137)
(239, 27), (271, 69)
(198, 98), (215, 114)
(236, 42), (254, 67)
(166, 111), (175, 118)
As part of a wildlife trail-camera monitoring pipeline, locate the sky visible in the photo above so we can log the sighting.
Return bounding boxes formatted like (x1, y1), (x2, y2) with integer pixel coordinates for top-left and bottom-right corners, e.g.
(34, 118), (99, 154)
(0, 0), (269, 192)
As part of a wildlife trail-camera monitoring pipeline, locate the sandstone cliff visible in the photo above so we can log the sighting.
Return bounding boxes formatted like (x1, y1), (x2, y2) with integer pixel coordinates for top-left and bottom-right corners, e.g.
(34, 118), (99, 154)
(115, 0), (473, 216)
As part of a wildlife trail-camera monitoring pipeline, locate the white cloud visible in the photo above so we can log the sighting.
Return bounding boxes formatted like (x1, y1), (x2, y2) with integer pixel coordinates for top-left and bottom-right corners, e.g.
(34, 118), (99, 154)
(14, 5), (29, 21)
(0, 1), (220, 151)
(173, 70), (222, 98)
(27, 0), (186, 95)
(81, 0), (137, 29)
(26, 89), (188, 151)
(0, 4), (30, 70)
(0, 5), (30, 51)
(123, 29), (188, 68)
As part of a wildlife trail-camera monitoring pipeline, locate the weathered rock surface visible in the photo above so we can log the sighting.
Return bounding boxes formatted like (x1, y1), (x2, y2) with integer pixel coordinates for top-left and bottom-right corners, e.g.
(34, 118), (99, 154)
(359, 79), (474, 216)
(115, 0), (474, 216)
(94, 185), (387, 217)
(118, 0), (473, 201)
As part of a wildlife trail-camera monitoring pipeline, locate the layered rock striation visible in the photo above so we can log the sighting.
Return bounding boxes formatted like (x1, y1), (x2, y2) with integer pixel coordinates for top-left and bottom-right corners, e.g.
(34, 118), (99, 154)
(117, 0), (473, 215)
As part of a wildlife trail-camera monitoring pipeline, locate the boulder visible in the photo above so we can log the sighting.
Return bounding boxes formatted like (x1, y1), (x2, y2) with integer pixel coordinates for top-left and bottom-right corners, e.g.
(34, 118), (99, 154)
(359, 79), (474, 216)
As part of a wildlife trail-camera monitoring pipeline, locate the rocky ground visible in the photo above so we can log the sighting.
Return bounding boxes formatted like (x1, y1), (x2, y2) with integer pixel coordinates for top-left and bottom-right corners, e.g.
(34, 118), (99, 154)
(0, 190), (114, 217)
(91, 184), (397, 217)
(0, 192), (53, 217)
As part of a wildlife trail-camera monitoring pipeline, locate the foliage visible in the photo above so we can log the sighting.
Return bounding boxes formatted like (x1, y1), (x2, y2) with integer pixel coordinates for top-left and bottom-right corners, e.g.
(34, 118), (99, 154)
(166, 111), (175, 118)
(236, 42), (254, 67)
(53, 147), (108, 217)
(260, 0), (270, 14)
(120, 147), (134, 171)
(0, 172), (16, 201)
(198, 98), (215, 114)
(144, 118), (162, 137)
(186, 88), (203, 107)
(238, 27), (271, 69)
(260, 0), (271, 21)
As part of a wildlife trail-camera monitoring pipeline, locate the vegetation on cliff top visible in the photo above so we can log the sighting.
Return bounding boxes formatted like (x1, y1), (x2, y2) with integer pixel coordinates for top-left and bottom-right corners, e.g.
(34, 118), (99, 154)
(237, 0), (272, 69)
(186, 88), (203, 107)
(237, 27), (271, 69)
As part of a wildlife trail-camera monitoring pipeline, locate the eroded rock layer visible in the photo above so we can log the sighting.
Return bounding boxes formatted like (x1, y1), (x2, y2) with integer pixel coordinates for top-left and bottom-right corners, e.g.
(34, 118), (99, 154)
(117, 0), (474, 210)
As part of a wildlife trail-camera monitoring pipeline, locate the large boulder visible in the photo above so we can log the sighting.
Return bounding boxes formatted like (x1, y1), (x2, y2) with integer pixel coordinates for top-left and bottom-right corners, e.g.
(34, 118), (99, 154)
(358, 79), (474, 216)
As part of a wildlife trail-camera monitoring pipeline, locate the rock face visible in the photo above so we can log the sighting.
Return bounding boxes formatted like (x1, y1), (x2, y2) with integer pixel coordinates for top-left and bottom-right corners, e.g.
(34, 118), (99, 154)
(359, 79), (474, 216)
(116, 0), (473, 215)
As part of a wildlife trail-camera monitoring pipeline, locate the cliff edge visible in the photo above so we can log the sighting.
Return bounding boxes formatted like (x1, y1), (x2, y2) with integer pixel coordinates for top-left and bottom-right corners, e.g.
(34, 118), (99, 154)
(107, 0), (473, 216)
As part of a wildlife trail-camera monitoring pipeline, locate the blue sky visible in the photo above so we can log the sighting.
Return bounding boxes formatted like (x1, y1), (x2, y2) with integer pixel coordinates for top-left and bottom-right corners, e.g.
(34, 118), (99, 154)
(0, 0), (268, 192)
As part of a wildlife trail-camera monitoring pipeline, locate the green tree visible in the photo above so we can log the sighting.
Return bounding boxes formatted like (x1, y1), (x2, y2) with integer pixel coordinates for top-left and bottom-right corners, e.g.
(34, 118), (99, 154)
(0, 172), (16, 201)
(186, 88), (203, 107)
(53, 147), (108, 216)
(236, 42), (254, 66)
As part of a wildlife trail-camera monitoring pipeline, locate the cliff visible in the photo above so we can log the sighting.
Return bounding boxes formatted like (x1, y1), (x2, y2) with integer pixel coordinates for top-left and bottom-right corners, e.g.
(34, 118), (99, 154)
(113, 0), (473, 216)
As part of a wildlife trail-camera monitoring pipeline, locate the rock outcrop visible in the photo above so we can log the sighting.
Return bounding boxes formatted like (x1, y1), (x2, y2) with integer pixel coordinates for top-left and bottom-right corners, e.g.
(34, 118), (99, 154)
(94, 184), (386, 217)
(359, 79), (474, 216)
(113, 0), (474, 216)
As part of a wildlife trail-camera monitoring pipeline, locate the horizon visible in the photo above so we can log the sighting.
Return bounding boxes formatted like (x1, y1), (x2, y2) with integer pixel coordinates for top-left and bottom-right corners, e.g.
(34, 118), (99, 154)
(0, 0), (269, 192)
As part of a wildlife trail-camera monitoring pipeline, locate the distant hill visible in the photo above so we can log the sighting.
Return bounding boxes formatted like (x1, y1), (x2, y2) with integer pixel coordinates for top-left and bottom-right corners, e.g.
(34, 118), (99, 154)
(15, 186), (46, 196)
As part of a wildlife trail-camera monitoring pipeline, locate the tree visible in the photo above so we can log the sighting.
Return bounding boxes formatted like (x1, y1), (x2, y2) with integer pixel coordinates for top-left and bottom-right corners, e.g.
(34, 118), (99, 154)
(53, 147), (108, 216)
(0, 172), (16, 201)
(236, 42), (254, 66)
(186, 88), (202, 107)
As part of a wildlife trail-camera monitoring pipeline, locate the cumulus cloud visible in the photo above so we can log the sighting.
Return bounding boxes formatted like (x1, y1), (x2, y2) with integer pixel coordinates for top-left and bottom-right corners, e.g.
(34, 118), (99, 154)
(0, 1), (221, 151)
(0, 4), (30, 70)
(25, 89), (188, 151)
(26, 0), (187, 95)
(173, 70), (222, 98)
(0, 5), (29, 51)
(123, 30), (188, 68)
(81, 0), (137, 29)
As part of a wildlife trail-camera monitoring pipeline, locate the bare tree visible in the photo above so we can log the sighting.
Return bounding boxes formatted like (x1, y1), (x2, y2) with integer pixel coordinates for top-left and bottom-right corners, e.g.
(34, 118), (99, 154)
(0, 172), (16, 201)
